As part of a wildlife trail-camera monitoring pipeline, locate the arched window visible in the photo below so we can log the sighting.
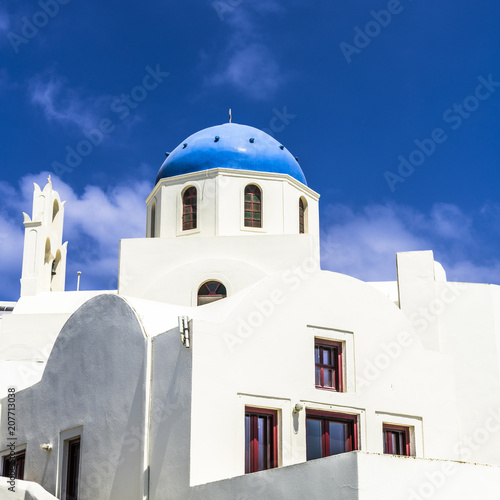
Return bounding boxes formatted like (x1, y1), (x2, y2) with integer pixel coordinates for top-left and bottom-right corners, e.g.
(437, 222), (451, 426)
(52, 200), (62, 232)
(52, 200), (59, 222)
(151, 202), (156, 238)
(51, 250), (61, 290)
(44, 238), (51, 264)
(197, 280), (227, 306)
(299, 197), (307, 234)
(182, 187), (197, 230)
(244, 185), (262, 228)
(51, 253), (60, 277)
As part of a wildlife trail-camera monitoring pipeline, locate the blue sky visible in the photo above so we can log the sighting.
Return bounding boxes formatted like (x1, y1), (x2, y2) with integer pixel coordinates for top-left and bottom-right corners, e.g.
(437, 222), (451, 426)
(1, 0), (500, 300)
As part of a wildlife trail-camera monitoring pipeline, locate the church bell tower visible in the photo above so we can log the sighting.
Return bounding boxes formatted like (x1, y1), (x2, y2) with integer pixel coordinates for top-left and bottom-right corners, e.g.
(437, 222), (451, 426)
(20, 178), (68, 296)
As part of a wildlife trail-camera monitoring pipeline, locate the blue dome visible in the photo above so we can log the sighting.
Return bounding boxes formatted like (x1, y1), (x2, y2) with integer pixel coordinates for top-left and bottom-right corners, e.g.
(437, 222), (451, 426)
(155, 123), (307, 185)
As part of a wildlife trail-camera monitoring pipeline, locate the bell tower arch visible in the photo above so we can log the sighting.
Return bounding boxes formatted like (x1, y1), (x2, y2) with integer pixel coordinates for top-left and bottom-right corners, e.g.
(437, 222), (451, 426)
(20, 177), (68, 296)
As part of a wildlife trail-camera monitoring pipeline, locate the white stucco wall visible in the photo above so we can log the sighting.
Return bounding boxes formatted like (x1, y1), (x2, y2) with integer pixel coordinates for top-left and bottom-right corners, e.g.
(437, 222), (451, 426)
(148, 328), (193, 499)
(187, 269), (459, 486)
(0, 477), (57, 499)
(433, 281), (500, 464)
(145, 168), (319, 244)
(0, 291), (114, 395)
(0, 295), (148, 500)
(188, 451), (500, 500)
(4, 240), (500, 499)
(357, 452), (500, 499)
(396, 251), (500, 464)
(118, 234), (319, 305)
(191, 451), (360, 500)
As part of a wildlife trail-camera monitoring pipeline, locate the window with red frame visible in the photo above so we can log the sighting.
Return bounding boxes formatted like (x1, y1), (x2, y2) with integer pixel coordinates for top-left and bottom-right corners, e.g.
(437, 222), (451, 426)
(2, 451), (25, 479)
(306, 410), (357, 460)
(244, 185), (262, 228)
(299, 198), (305, 234)
(383, 424), (410, 456)
(315, 339), (343, 391)
(182, 187), (197, 230)
(197, 280), (227, 306)
(245, 407), (277, 473)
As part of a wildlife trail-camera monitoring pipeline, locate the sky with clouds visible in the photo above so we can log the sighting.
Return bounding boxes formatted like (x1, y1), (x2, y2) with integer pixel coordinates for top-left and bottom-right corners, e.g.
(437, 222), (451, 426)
(1, 0), (500, 300)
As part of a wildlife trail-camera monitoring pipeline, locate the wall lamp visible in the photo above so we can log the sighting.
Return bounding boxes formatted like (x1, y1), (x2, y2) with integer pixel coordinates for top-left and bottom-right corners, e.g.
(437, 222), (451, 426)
(293, 403), (304, 414)
(40, 443), (52, 451)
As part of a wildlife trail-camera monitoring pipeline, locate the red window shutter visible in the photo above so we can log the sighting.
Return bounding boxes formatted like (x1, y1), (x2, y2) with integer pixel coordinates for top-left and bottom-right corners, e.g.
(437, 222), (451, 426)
(182, 187), (197, 230)
(245, 407), (278, 473)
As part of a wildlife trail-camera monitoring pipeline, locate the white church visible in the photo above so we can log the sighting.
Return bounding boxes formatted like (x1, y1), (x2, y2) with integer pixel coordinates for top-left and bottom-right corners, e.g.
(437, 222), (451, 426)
(1, 122), (500, 499)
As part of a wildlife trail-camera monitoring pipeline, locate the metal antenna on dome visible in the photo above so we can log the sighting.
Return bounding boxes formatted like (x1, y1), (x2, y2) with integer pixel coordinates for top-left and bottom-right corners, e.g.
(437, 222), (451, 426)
(229, 108), (232, 123)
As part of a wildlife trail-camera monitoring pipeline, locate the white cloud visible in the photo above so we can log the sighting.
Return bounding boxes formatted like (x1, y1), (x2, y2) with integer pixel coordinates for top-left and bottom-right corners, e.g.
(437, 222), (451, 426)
(0, 217), (24, 301)
(204, 0), (287, 99)
(426, 203), (473, 242)
(321, 204), (426, 281)
(445, 260), (500, 285)
(320, 202), (500, 285)
(28, 73), (109, 132)
(0, 10), (9, 34)
(208, 43), (284, 100)
(0, 172), (149, 299)
(220, 0), (284, 30)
